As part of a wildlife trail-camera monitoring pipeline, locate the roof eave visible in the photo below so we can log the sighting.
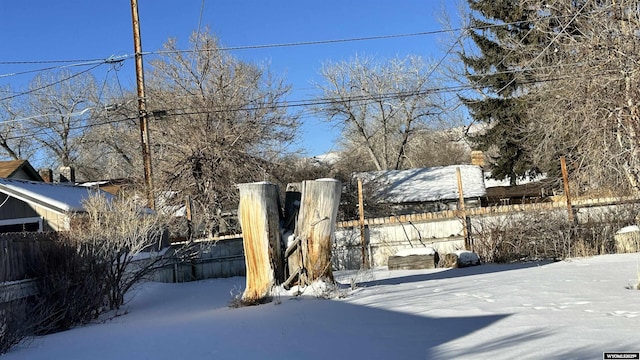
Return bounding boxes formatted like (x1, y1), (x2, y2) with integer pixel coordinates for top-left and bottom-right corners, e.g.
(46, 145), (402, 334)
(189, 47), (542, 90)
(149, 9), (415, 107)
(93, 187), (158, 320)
(0, 184), (73, 215)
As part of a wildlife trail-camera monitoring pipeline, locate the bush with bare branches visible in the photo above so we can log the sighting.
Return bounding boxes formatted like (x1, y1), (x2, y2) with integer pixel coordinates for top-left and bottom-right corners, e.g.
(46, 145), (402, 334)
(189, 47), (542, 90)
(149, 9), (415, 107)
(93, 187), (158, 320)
(0, 236), (108, 355)
(471, 210), (573, 263)
(69, 194), (173, 310)
(30, 236), (108, 333)
(471, 203), (640, 263)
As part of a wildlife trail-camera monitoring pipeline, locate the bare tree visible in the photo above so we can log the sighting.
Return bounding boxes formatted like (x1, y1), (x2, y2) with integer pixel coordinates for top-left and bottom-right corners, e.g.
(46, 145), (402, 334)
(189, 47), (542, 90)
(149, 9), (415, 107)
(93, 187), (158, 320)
(70, 194), (171, 310)
(73, 95), (140, 181)
(0, 86), (36, 160)
(314, 55), (457, 171)
(522, 0), (640, 194)
(144, 30), (299, 237)
(24, 70), (98, 169)
(404, 128), (471, 168)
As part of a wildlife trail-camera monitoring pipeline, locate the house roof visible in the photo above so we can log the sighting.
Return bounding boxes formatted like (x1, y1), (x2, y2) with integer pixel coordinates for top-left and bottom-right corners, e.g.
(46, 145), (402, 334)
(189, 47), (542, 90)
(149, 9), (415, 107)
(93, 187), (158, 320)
(0, 160), (43, 181)
(77, 178), (134, 195)
(0, 178), (112, 214)
(357, 165), (486, 204)
(483, 171), (547, 188)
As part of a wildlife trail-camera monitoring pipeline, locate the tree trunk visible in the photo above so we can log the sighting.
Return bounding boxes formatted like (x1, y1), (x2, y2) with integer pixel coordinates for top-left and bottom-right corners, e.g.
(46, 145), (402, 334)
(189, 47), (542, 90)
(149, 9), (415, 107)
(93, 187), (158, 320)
(283, 183), (303, 286)
(237, 182), (283, 303)
(295, 179), (342, 283)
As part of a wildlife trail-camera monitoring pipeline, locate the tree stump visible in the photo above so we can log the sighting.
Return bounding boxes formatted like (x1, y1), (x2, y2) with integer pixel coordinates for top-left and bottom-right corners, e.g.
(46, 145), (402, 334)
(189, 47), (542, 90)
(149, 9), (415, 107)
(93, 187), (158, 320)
(237, 182), (283, 303)
(439, 251), (481, 268)
(388, 248), (439, 270)
(614, 226), (640, 253)
(296, 179), (341, 283)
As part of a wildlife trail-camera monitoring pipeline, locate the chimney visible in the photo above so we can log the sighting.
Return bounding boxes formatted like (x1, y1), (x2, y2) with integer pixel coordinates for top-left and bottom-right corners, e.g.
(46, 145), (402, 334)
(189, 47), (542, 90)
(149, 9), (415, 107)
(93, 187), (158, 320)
(471, 150), (485, 167)
(39, 168), (53, 183)
(59, 166), (76, 183)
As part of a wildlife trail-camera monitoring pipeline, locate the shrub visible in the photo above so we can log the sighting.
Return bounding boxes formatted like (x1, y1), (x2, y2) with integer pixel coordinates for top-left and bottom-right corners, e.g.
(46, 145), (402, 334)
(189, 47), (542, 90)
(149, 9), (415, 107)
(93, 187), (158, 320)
(30, 236), (108, 334)
(69, 194), (174, 310)
(0, 302), (30, 355)
(470, 203), (640, 263)
(0, 236), (108, 355)
(471, 210), (572, 263)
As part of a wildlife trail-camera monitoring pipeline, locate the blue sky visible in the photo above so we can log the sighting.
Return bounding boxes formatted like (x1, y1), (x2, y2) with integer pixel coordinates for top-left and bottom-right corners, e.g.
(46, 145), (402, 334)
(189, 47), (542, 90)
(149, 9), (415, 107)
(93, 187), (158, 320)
(0, 0), (462, 157)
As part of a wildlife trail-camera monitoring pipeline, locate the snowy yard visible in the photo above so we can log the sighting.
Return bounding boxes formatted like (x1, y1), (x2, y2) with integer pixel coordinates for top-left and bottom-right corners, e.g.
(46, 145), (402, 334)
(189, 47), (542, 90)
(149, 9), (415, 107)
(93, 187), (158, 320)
(4, 253), (640, 359)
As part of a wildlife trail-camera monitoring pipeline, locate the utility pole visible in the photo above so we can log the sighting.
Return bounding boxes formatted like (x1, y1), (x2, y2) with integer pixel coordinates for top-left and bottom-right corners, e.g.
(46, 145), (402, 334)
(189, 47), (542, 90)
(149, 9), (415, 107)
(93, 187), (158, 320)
(130, 0), (155, 209)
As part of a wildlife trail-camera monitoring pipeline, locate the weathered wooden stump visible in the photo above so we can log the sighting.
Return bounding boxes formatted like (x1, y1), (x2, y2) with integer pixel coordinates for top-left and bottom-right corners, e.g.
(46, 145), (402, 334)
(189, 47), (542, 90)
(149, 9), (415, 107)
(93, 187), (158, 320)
(237, 182), (283, 303)
(614, 226), (640, 253)
(296, 179), (341, 283)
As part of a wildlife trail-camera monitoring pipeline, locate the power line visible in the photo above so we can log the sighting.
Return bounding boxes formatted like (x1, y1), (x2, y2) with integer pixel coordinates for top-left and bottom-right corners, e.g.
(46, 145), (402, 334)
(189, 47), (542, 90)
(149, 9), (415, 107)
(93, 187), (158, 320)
(0, 64), (104, 102)
(0, 12), (589, 107)
(142, 14), (579, 57)
(0, 58), (105, 65)
(0, 55), (129, 88)
(0, 13), (578, 68)
(0, 66), (621, 153)
(494, 0), (592, 96)
(0, 61), (623, 135)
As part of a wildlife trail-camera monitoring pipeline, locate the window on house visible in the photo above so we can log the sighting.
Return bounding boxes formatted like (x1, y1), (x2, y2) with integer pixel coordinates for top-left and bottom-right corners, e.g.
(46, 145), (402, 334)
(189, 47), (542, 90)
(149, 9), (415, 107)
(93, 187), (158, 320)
(0, 217), (43, 233)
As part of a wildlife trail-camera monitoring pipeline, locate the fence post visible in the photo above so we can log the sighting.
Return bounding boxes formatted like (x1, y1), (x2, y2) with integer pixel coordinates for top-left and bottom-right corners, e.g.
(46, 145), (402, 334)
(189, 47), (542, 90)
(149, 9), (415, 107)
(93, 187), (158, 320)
(297, 179), (342, 283)
(560, 156), (575, 224)
(357, 178), (369, 269)
(456, 167), (471, 250)
(237, 182), (283, 303)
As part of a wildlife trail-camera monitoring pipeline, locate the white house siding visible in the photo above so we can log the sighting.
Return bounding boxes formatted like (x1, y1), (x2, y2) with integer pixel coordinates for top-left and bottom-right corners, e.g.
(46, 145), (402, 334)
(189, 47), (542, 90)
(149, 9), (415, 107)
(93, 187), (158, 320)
(33, 204), (69, 231)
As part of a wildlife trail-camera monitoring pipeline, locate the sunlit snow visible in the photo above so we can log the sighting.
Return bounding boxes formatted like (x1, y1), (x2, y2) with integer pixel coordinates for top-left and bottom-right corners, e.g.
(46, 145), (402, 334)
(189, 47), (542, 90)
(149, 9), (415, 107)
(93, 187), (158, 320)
(4, 253), (640, 359)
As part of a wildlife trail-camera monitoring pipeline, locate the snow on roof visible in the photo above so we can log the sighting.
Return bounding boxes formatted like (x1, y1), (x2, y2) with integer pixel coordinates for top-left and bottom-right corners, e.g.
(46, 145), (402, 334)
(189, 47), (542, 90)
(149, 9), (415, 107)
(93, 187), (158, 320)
(310, 152), (340, 166)
(616, 225), (640, 235)
(77, 180), (110, 187)
(358, 165), (486, 204)
(483, 171), (547, 188)
(0, 178), (112, 213)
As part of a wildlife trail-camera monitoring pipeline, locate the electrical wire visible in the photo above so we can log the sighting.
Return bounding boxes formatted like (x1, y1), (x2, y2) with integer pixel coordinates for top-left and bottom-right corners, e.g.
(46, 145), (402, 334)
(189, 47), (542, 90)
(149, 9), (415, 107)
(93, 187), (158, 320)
(0, 13), (578, 69)
(0, 63), (104, 102)
(0, 58), (116, 80)
(190, 0), (206, 75)
(0, 58), (105, 65)
(0, 61), (624, 136)
(494, 0), (591, 96)
(0, 3), (629, 147)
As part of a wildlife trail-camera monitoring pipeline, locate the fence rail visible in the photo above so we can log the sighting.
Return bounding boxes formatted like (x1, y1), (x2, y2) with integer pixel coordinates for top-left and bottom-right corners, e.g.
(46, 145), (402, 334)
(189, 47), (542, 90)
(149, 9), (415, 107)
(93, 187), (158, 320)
(336, 196), (640, 228)
(0, 279), (38, 303)
(333, 195), (640, 269)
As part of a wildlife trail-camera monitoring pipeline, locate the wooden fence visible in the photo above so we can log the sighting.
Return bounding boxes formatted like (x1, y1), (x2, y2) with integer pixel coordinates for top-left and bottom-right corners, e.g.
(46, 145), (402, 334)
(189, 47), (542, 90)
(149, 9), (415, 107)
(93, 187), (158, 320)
(333, 195), (640, 269)
(0, 232), (57, 283)
(336, 195), (640, 228)
(153, 236), (245, 283)
(3, 195), (639, 301)
(0, 233), (246, 304)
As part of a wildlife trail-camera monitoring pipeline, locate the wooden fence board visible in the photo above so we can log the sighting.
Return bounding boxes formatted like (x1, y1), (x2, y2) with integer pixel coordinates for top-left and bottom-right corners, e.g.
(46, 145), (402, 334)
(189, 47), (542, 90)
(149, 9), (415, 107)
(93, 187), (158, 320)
(0, 233), (57, 283)
(335, 196), (640, 229)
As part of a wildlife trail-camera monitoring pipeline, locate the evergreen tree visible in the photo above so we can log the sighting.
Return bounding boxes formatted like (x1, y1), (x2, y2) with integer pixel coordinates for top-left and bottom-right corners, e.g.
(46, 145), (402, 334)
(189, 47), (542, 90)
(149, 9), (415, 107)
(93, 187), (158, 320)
(460, 0), (545, 185)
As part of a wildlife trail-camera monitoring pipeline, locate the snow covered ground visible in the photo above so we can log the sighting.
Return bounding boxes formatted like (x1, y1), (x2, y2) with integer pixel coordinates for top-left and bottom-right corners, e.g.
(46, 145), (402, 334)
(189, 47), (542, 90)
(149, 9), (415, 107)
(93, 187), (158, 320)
(4, 253), (640, 359)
